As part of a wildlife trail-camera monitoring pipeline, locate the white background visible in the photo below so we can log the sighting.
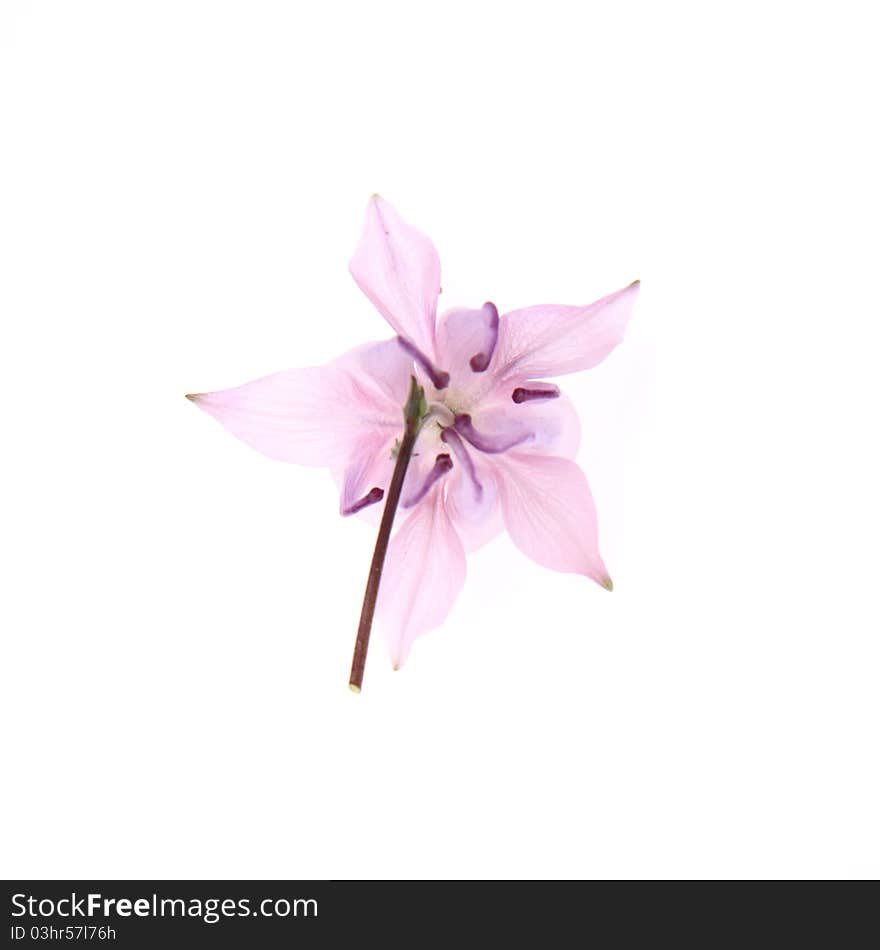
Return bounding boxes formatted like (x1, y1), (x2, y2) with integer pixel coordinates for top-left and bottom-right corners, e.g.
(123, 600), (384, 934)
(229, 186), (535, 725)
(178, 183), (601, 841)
(1, 1), (877, 879)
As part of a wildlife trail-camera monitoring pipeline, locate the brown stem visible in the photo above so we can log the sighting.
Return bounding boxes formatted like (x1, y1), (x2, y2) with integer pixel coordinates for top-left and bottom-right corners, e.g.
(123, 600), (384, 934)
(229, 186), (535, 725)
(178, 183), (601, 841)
(349, 377), (424, 692)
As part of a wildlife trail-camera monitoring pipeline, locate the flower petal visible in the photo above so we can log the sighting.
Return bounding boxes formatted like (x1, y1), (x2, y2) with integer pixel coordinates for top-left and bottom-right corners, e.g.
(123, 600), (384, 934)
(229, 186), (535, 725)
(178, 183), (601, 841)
(336, 430), (395, 517)
(491, 280), (640, 381)
(444, 449), (504, 552)
(337, 335), (413, 411)
(335, 420), (443, 525)
(188, 337), (413, 515)
(468, 391), (582, 460)
(494, 453), (611, 587)
(349, 195), (441, 359)
(436, 303), (499, 379)
(375, 488), (466, 668)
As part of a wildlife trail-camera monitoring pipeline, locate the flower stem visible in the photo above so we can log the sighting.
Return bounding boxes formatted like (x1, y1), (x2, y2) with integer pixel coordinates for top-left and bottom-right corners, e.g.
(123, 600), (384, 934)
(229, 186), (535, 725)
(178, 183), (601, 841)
(349, 376), (424, 692)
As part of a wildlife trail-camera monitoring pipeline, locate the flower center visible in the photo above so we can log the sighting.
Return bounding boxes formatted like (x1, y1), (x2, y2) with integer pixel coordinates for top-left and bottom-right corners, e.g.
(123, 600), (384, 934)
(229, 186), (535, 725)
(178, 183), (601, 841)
(423, 401), (456, 427)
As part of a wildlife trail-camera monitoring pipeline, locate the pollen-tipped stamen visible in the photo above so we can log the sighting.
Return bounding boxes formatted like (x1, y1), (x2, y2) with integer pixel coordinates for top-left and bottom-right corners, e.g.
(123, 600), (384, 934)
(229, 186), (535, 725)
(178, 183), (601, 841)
(511, 384), (560, 404)
(440, 427), (483, 499)
(468, 302), (500, 373)
(402, 453), (453, 508)
(396, 337), (450, 390)
(342, 486), (384, 516)
(454, 414), (531, 454)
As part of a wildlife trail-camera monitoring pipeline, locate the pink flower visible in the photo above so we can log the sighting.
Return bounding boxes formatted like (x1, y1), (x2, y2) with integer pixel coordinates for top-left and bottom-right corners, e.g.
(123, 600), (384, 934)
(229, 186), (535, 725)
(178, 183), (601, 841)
(188, 196), (639, 673)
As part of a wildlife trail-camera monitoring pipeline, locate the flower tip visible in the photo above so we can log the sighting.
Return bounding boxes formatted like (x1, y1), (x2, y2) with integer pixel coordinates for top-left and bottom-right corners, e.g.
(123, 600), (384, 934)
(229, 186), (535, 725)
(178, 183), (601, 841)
(601, 577), (614, 592)
(348, 683), (362, 694)
(185, 393), (200, 402)
(628, 279), (641, 290)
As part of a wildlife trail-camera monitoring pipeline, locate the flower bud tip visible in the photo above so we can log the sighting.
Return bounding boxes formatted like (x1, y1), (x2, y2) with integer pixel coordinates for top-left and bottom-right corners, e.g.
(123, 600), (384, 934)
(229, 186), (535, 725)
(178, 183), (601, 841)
(348, 683), (361, 694)
(185, 393), (199, 402)
(602, 577), (614, 591)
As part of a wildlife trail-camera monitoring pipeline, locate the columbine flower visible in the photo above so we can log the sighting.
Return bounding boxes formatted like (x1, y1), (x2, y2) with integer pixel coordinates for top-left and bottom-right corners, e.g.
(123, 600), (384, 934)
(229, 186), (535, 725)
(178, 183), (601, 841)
(188, 196), (639, 688)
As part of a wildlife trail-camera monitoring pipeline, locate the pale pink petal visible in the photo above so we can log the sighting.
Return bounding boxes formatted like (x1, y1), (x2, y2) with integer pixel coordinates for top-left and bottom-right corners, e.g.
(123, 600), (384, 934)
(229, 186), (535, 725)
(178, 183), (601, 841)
(491, 280), (640, 382)
(399, 415), (501, 551)
(335, 430), (395, 517)
(189, 367), (367, 467)
(441, 392), (581, 551)
(336, 336), (413, 411)
(334, 422), (443, 525)
(468, 390), (582, 460)
(443, 449), (504, 553)
(349, 195), (441, 359)
(494, 453), (611, 588)
(435, 303), (499, 378)
(400, 452), (453, 509)
(375, 488), (466, 668)
(188, 338), (413, 514)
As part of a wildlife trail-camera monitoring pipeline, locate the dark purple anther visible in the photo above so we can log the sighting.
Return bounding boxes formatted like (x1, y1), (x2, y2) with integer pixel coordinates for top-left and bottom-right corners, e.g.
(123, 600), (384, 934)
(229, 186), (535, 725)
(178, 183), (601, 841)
(343, 486), (384, 516)
(396, 337), (450, 390)
(402, 453), (454, 508)
(468, 302), (500, 373)
(454, 414), (530, 453)
(440, 427), (483, 499)
(511, 384), (560, 404)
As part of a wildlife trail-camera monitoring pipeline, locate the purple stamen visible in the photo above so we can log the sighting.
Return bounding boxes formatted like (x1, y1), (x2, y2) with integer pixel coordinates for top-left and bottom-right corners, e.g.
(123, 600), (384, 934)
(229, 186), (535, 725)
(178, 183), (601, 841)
(454, 414), (531, 454)
(468, 302), (500, 373)
(511, 384), (560, 404)
(343, 486), (384, 516)
(402, 453), (453, 508)
(440, 427), (483, 499)
(396, 337), (450, 390)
